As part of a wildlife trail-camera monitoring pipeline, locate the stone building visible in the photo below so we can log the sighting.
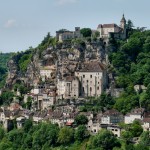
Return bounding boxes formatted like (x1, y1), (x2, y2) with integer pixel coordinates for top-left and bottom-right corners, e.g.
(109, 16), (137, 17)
(40, 65), (56, 81)
(101, 109), (124, 125)
(75, 61), (107, 97)
(97, 14), (127, 41)
(57, 76), (79, 99)
(56, 27), (83, 42)
(124, 108), (145, 124)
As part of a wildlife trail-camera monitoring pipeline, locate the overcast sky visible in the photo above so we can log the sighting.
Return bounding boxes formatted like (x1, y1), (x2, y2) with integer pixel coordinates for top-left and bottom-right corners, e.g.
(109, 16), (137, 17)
(0, 0), (149, 52)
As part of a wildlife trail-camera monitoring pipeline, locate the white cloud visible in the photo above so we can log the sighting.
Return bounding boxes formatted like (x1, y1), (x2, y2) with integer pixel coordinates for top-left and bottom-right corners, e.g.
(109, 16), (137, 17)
(4, 19), (17, 28)
(56, 0), (77, 5)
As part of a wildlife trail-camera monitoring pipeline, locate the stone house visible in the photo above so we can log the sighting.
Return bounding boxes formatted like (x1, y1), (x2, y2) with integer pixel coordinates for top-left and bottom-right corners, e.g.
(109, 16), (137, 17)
(32, 110), (47, 124)
(40, 65), (56, 81)
(87, 119), (101, 134)
(101, 109), (124, 125)
(97, 14), (127, 41)
(124, 108), (145, 124)
(42, 94), (56, 109)
(50, 111), (64, 127)
(107, 125), (122, 137)
(16, 116), (26, 129)
(56, 27), (83, 42)
(57, 76), (79, 99)
(75, 61), (107, 97)
(142, 118), (150, 131)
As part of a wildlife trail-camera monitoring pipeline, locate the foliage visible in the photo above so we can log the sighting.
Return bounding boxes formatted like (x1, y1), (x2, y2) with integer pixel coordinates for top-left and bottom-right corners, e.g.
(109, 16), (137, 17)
(58, 127), (74, 145)
(138, 131), (150, 146)
(75, 114), (88, 126)
(88, 129), (120, 150)
(109, 29), (150, 113)
(0, 53), (12, 88)
(74, 125), (89, 142)
(19, 53), (32, 72)
(0, 91), (14, 105)
(80, 28), (92, 37)
(23, 119), (33, 133)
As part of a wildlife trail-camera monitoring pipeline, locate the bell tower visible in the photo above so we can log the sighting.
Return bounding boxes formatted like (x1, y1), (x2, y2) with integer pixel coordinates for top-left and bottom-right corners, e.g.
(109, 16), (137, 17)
(120, 14), (126, 30)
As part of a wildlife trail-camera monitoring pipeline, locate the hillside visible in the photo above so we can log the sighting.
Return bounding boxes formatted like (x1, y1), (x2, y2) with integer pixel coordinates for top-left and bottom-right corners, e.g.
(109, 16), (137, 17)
(0, 53), (12, 88)
(0, 28), (150, 150)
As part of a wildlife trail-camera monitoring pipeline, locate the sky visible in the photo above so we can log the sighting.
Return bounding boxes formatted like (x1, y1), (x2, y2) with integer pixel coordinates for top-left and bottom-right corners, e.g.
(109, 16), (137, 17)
(0, 0), (150, 52)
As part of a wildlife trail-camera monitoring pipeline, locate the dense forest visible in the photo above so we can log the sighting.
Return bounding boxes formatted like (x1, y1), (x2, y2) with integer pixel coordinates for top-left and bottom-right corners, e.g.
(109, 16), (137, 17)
(108, 29), (150, 114)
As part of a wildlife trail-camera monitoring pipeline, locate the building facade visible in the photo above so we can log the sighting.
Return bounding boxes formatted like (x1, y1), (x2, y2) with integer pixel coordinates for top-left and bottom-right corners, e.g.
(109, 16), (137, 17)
(75, 61), (107, 97)
(97, 14), (127, 40)
(56, 27), (83, 42)
(57, 76), (79, 99)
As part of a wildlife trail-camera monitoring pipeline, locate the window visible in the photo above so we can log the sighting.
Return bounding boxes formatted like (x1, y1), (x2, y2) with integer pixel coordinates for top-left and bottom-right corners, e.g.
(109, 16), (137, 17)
(97, 87), (99, 90)
(83, 87), (84, 92)
(87, 80), (88, 83)
(90, 87), (92, 92)
(83, 75), (85, 78)
(90, 75), (92, 78)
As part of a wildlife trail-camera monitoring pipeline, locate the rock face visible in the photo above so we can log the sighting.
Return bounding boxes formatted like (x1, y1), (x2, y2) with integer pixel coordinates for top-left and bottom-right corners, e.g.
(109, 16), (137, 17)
(6, 59), (18, 88)
(6, 39), (108, 89)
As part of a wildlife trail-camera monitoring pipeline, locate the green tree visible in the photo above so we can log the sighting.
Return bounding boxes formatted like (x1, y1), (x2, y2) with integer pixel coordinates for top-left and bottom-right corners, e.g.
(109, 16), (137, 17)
(88, 129), (120, 150)
(0, 127), (5, 140)
(74, 125), (89, 141)
(58, 127), (74, 145)
(121, 131), (133, 144)
(23, 119), (33, 133)
(139, 131), (150, 146)
(26, 96), (32, 109)
(0, 91), (14, 105)
(80, 28), (92, 37)
(75, 114), (88, 126)
(129, 120), (143, 137)
(32, 123), (59, 149)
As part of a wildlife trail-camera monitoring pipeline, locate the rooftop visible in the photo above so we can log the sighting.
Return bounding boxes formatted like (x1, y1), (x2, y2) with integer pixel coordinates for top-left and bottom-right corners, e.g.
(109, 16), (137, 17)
(77, 61), (106, 72)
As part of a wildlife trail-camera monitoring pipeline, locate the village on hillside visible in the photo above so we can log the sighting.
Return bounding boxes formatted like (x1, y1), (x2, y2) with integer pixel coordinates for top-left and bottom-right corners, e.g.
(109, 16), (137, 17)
(0, 14), (149, 143)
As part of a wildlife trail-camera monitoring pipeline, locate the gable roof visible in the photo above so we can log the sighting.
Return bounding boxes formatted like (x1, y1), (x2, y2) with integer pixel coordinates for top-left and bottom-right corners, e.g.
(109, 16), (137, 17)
(103, 109), (122, 116)
(98, 24), (119, 29)
(77, 61), (106, 72)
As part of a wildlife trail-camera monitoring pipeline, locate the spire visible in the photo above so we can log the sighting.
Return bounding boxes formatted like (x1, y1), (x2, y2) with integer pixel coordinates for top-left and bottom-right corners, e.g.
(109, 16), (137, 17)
(121, 14), (126, 23)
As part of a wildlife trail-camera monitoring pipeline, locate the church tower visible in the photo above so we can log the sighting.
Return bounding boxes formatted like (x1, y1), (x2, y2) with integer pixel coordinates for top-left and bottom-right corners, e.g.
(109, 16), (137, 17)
(120, 14), (126, 30)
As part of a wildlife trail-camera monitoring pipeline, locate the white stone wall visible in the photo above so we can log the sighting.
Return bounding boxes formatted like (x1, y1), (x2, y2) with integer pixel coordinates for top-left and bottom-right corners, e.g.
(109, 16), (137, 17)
(42, 97), (55, 109)
(40, 69), (52, 81)
(124, 114), (142, 124)
(75, 71), (105, 97)
(57, 80), (66, 99)
(101, 116), (110, 124)
(57, 78), (79, 99)
(107, 126), (121, 137)
(142, 122), (150, 131)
